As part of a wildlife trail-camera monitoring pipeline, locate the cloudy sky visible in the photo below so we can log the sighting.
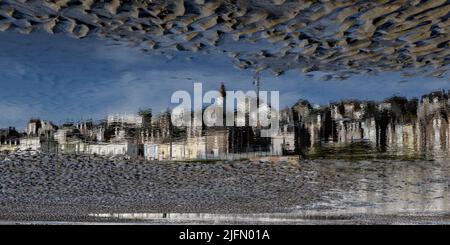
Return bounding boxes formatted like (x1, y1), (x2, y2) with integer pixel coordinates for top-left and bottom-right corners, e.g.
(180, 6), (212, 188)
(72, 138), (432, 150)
(0, 31), (449, 129)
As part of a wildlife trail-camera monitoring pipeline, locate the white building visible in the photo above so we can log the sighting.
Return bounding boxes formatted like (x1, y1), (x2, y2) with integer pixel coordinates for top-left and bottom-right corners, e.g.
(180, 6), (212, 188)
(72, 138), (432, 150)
(54, 128), (71, 144)
(144, 143), (158, 160)
(271, 125), (295, 155)
(144, 138), (207, 161)
(88, 142), (141, 157)
(0, 138), (20, 152)
(20, 137), (41, 151)
(107, 114), (143, 127)
(59, 139), (88, 154)
(26, 119), (57, 137)
(19, 136), (57, 152)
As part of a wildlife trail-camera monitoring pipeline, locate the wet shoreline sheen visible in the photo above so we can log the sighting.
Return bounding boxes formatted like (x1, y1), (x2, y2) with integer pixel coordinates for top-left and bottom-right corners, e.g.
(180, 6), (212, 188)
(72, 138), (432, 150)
(0, 152), (448, 224)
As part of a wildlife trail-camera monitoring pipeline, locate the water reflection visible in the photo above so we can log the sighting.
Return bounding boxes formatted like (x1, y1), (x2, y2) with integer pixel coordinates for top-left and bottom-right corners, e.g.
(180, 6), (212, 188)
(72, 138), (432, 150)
(307, 141), (450, 161)
(88, 212), (328, 224)
(298, 158), (449, 217)
(89, 158), (449, 224)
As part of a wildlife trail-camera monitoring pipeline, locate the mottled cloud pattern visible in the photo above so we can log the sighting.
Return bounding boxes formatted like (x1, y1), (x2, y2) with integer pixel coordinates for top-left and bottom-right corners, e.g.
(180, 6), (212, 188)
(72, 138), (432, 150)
(0, 0), (448, 77)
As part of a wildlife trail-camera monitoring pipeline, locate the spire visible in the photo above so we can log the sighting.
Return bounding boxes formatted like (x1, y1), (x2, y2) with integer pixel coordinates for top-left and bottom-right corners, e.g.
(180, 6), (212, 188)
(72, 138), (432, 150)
(219, 82), (226, 98)
(253, 71), (261, 107)
(219, 82), (227, 125)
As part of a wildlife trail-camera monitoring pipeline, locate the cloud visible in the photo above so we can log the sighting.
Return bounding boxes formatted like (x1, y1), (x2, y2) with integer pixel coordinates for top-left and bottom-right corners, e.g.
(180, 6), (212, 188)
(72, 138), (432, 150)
(0, 103), (43, 129)
(0, 31), (448, 129)
(1, 0), (449, 77)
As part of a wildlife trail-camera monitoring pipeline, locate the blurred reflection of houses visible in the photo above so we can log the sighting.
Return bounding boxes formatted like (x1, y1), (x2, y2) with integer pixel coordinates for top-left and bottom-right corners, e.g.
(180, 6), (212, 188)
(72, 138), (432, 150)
(417, 91), (449, 154)
(289, 90), (450, 159)
(330, 100), (377, 144)
(271, 108), (295, 155)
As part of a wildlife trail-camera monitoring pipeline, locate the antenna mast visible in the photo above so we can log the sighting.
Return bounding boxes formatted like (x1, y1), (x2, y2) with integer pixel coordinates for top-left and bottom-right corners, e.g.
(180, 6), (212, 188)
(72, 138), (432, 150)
(253, 71), (261, 129)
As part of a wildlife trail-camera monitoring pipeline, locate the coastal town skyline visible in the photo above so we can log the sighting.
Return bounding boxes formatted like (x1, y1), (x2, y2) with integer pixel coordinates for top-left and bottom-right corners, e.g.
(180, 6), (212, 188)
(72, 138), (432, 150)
(2, 88), (450, 162)
(2, 87), (450, 131)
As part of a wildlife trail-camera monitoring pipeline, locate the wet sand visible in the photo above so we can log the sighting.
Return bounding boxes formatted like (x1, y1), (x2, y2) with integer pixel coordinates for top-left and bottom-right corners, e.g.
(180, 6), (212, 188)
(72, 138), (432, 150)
(0, 152), (449, 224)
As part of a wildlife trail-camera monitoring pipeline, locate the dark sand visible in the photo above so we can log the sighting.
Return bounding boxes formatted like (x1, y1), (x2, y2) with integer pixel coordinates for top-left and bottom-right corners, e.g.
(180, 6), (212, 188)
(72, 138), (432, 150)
(1, 152), (449, 224)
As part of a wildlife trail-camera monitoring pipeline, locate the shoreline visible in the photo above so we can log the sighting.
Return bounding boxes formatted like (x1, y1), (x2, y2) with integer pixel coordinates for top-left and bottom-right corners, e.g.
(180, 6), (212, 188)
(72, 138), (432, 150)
(1, 152), (449, 224)
(1, 212), (450, 225)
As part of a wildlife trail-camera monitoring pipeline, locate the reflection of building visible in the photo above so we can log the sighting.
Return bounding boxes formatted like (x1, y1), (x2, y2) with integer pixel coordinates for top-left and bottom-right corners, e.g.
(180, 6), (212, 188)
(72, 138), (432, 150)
(271, 108), (295, 155)
(287, 90), (450, 159)
(292, 100), (314, 153)
(417, 91), (449, 153)
(330, 101), (377, 143)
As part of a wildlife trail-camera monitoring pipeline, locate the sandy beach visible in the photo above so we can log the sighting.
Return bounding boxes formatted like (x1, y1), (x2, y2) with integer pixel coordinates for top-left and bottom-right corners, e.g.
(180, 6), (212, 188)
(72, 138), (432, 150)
(0, 152), (449, 224)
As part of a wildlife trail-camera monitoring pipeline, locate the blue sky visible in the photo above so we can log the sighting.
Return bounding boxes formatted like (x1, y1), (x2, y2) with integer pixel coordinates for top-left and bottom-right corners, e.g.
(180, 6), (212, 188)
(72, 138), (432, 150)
(0, 31), (449, 130)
